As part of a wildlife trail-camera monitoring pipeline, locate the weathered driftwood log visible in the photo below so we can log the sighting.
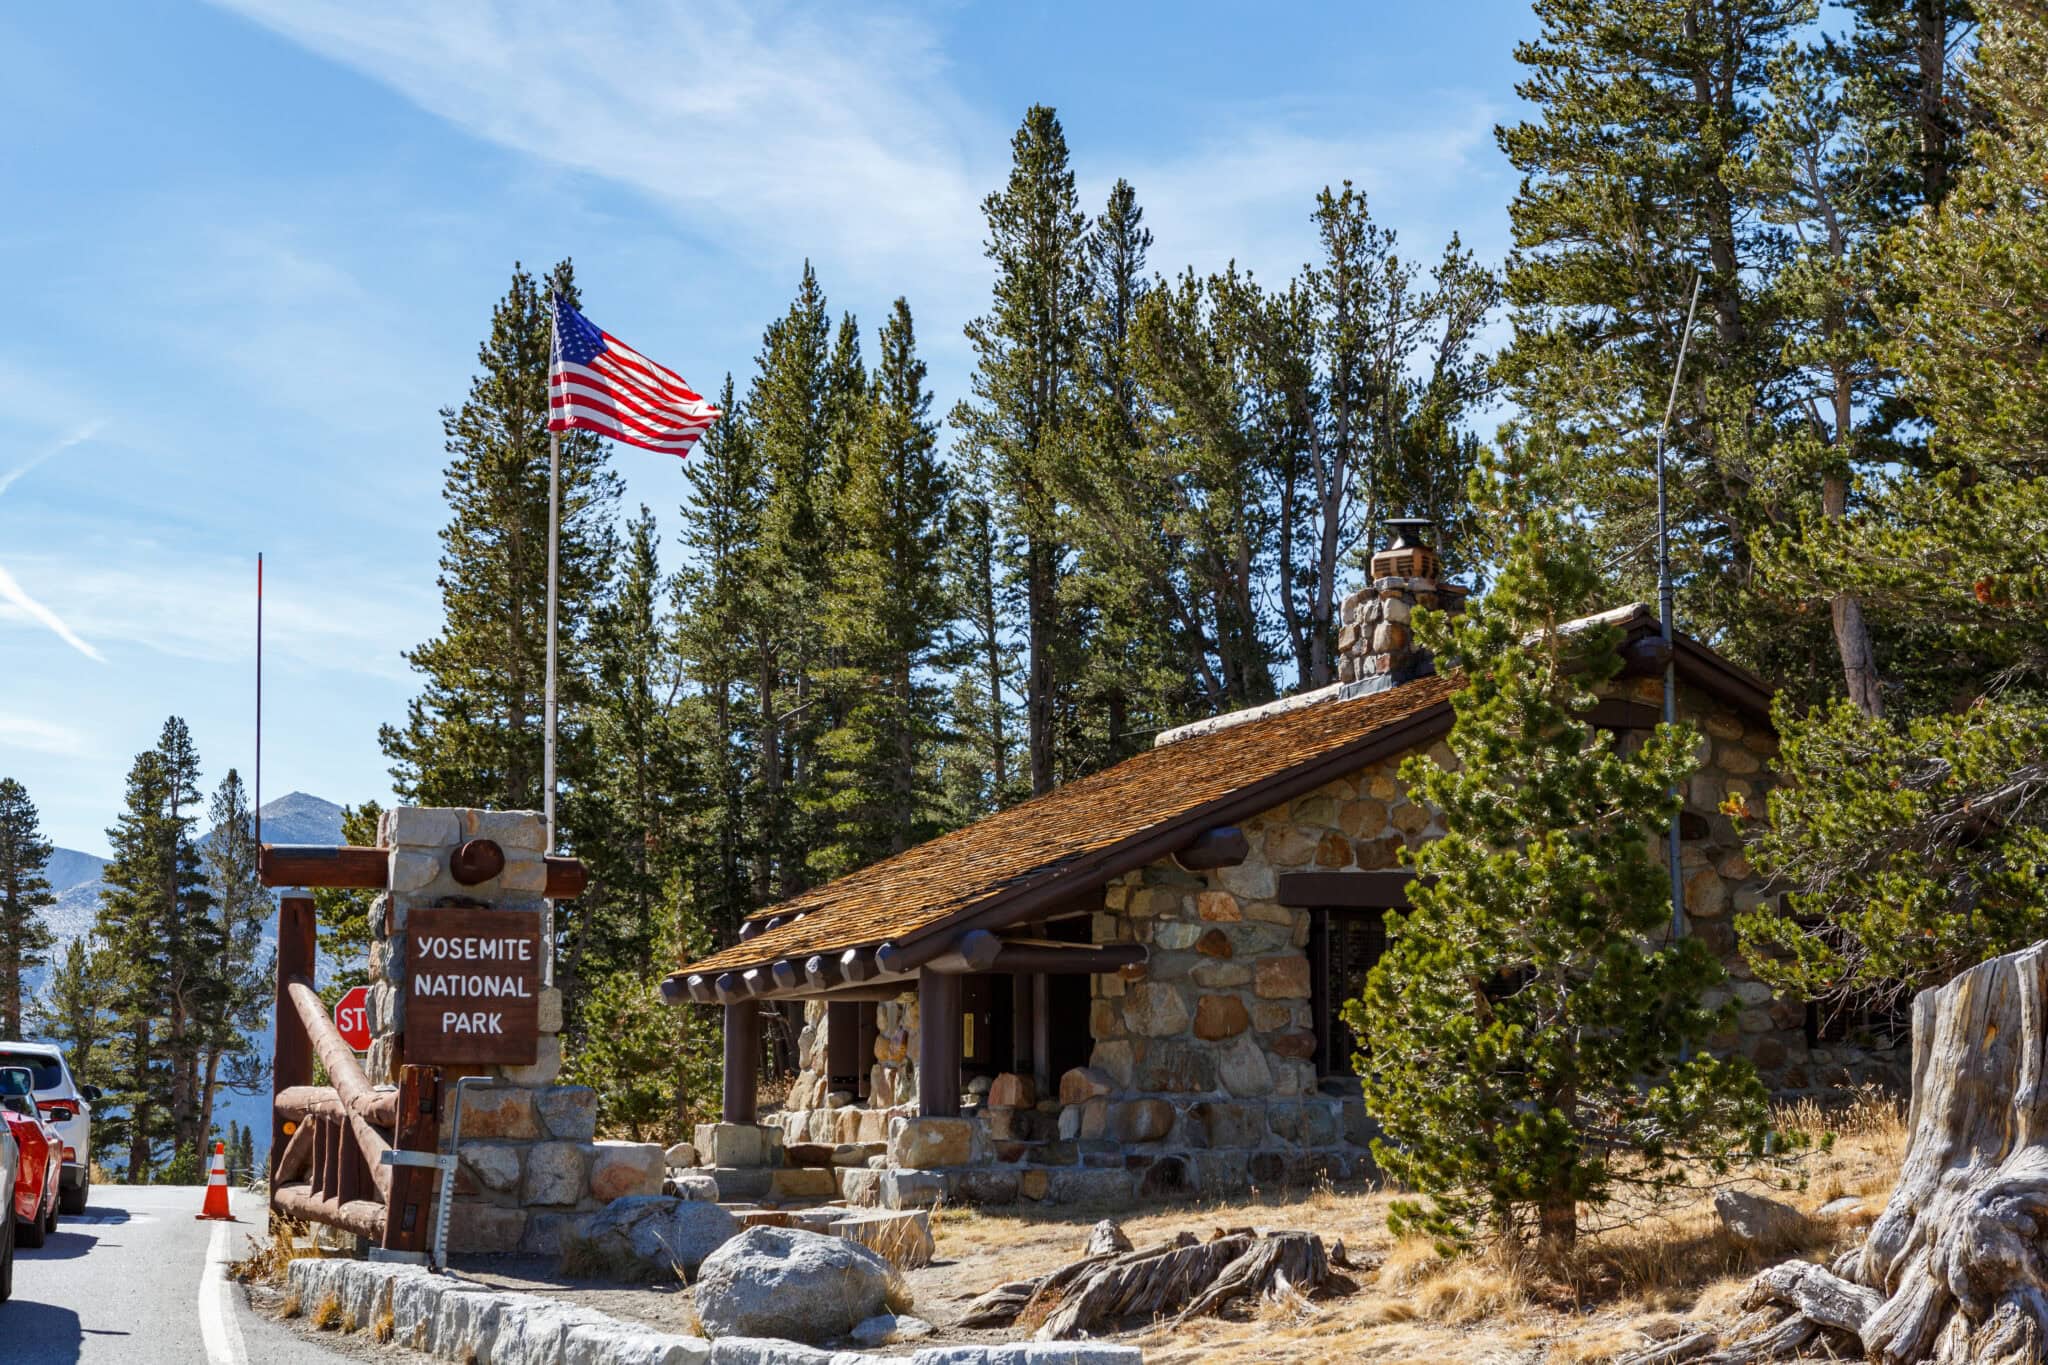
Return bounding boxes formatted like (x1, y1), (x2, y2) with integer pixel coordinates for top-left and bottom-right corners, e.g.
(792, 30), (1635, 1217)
(961, 1221), (1345, 1339)
(1701, 939), (2048, 1364)
(1037, 1234), (1245, 1339)
(956, 1279), (1041, 1329)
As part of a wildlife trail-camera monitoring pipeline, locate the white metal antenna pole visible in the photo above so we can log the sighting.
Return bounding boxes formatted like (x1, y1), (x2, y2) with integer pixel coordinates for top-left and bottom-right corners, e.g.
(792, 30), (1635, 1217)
(1658, 273), (1704, 943)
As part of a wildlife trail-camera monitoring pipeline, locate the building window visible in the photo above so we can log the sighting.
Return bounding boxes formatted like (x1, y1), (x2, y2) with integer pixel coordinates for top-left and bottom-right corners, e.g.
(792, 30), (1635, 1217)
(1311, 908), (1387, 1077)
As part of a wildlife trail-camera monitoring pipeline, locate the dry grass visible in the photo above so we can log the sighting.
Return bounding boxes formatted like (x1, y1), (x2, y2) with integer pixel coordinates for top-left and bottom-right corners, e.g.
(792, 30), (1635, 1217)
(310, 1292), (343, 1331)
(372, 1307), (395, 1343)
(279, 1290), (302, 1320)
(228, 1214), (326, 1287)
(934, 1089), (1905, 1364)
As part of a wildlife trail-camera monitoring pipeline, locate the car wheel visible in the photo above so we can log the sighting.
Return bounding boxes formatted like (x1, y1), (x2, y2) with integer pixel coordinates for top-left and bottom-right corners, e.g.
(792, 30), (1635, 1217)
(59, 1176), (84, 1217)
(42, 1188), (55, 1235)
(0, 1204), (14, 1301)
(16, 1209), (42, 1250)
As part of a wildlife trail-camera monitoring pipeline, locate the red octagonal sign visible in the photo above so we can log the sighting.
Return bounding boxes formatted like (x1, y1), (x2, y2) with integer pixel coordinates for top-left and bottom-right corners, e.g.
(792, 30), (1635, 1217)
(334, 985), (371, 1053)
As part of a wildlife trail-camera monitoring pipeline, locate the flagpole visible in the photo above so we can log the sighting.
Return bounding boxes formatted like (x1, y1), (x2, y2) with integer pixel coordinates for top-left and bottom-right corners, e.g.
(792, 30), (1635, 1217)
(544, 298), (562, 986)
(545, 429), (560, 855)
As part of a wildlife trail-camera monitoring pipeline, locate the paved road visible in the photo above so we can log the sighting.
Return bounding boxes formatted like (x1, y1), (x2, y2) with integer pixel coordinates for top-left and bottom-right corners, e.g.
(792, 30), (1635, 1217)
(7, 1184), (352, 1364)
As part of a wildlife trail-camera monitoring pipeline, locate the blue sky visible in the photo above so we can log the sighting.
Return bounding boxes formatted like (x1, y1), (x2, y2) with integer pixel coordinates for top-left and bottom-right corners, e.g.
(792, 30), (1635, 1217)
(0, 1), (1538, 856)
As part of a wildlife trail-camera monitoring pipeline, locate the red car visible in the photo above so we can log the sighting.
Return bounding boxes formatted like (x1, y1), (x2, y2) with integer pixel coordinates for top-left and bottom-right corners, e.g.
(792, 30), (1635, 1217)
(0, 1067), (59, 1250)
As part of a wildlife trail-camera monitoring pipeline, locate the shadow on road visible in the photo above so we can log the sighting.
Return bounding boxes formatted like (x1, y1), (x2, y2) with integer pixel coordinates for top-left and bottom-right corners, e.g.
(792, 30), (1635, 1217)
(21, 1228), (101, 1260)
(57, 1207), (131, 1226)
(2, 1299), (85, 1364)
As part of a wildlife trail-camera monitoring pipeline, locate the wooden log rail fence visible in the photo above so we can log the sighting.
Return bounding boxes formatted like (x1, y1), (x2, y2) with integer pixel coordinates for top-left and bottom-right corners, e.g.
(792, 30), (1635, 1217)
(269, 894), (440, 1254)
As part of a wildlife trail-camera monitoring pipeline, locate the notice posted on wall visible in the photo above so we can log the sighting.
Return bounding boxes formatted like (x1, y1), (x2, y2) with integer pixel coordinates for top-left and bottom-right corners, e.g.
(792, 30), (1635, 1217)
(403, 906), (544, 1065)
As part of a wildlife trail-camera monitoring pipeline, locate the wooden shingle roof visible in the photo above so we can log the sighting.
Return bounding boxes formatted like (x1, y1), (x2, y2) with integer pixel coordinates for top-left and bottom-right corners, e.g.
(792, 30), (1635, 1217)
(675, 674), (1460, 982)
(668, 603), (1774, 992)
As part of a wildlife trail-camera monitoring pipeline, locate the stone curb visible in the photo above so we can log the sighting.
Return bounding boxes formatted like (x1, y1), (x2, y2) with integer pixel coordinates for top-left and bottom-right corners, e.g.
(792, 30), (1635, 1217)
(284, 1258), (1144, 1365)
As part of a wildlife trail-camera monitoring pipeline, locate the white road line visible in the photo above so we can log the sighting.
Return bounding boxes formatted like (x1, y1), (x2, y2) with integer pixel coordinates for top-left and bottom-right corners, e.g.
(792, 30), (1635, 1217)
(198, 1219), (250, 1365)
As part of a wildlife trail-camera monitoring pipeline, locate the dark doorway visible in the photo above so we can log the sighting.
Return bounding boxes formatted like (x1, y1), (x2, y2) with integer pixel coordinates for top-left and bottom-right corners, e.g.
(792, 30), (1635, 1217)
(1310, 907), (1387, 1077)
(1044, 915), (1095, 1081)
(961, 974), (1014, 1085)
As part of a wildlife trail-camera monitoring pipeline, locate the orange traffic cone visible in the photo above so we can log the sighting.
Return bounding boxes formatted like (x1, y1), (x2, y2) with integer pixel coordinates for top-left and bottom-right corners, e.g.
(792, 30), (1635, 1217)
(195, 1139), (236, 1221)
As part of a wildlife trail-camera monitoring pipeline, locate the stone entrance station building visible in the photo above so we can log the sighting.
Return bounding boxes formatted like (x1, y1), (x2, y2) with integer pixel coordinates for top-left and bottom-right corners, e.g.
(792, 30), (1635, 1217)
(664, 528), (1900, 1211)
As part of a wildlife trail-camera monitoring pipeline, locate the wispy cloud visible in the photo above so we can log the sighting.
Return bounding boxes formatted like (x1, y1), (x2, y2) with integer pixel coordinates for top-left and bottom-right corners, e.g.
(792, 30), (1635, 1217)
(0, 714), (90, 759)
(208, 2), (1509, 339)
(0, 420), (105, 499)
(0, 563), (106, 663)
(0, 419), (111, 662)
(0, 550), (434, 682)
(211, 0), (996, 300)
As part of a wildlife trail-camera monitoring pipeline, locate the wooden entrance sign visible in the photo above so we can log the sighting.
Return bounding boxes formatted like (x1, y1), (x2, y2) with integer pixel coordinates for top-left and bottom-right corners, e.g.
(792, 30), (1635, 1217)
(403, 906), (543, 1065)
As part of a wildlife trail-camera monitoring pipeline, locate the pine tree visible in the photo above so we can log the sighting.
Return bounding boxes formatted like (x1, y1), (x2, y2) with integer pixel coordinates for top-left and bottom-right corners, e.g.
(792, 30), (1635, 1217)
(154, 717), (219, 1155)
(197, 770), (270, 1150)
(314, 802), (383, 986)
(0, 778), (56, 1038)
(743, 266), (858, 901)
(95, 748), (178, 1178)
(562, 921), (719, 1144)
(573, 506), (692, 982)
(938, 466), (1025, 821)
(1737, 0), (2048, 1011)
(1120, 262), (1284, 712)
(953, 105), (1091, 796)
(233, 1121), (254, 1183)
(675, 375), (764, 941)
(1060, 179), (1189, 771)
(34, 934), (112, 1167)
(381, 260), (621, 826)
(812, 298), (952, 877)
(1353, 450), (1769, 1251)
(1496, 0), (1833, 696)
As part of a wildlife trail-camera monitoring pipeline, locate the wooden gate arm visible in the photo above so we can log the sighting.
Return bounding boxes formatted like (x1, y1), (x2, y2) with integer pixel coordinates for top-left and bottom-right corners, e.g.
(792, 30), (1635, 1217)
(284, 976), (393, 1201)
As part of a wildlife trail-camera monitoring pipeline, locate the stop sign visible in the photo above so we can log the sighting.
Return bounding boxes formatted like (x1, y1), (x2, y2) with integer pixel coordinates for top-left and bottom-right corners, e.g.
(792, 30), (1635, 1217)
(334, 985), (371, 1052)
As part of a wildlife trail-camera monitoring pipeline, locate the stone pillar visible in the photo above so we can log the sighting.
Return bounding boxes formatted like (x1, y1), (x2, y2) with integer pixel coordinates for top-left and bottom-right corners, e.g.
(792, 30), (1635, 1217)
(361, 807), (662, 1256)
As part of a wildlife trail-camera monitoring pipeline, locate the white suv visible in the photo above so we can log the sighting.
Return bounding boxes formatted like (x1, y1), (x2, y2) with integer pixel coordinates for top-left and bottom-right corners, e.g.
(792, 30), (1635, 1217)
(0, 1044), (93, 1215)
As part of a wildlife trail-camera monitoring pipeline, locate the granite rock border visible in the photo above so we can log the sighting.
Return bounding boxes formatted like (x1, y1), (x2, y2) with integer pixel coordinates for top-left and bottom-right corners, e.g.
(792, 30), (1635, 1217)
(283, 1259), (1143, 1365)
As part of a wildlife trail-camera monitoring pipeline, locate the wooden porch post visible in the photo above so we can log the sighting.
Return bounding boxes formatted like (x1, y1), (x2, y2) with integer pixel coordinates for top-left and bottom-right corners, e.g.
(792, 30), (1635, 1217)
(1032, 973), (1053, 1094)
(827, 1000), (859, 1094)
(918, 970), (962, 1118)
(722, 1001), (760, 1123)
(272, 895), (314, 1192)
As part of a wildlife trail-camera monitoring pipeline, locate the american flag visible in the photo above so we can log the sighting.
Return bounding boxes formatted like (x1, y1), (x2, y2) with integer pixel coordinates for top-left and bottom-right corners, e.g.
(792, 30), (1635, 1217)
(549, 295), (721, 456)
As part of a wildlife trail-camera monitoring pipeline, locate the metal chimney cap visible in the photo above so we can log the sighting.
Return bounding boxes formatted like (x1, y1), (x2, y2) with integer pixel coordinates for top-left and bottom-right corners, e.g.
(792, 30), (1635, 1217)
(1385, 517), (1435, 549)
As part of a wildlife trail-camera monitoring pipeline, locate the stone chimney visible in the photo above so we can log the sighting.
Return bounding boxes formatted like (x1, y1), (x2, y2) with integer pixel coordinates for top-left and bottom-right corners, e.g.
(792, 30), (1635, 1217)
(1337, 518), (1465, 697)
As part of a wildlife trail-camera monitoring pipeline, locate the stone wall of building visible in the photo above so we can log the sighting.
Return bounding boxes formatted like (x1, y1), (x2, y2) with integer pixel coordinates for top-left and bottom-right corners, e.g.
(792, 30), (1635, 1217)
(751, 675), (1904, 1210)
(362, 807), (666, 1254)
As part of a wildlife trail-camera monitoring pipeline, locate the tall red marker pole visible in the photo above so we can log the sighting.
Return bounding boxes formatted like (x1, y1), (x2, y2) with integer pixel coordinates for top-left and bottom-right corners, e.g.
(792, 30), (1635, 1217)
(256, 552), (263, 851)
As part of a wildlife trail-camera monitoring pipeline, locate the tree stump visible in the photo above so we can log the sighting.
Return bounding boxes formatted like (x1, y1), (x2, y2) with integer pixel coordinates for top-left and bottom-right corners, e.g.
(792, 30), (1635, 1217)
(1699, 940), (2048, 1364)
